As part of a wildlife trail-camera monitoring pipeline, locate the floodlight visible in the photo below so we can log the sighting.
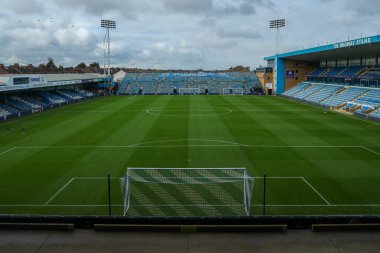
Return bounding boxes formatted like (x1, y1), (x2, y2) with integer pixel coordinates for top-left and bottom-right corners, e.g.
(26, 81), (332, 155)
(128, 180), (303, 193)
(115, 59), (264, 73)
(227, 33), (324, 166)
(101, 20), (116, 29)
(270, 19), (285, 29)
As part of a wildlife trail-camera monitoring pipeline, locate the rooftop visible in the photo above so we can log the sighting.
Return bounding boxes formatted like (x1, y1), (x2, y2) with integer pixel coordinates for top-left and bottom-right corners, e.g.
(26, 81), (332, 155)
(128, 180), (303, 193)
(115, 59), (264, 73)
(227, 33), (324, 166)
(265, 35), (380, 62)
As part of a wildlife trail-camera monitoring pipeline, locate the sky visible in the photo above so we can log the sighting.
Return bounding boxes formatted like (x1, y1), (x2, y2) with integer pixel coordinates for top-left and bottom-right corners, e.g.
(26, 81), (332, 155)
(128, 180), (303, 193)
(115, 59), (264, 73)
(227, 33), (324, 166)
(0, 0), (379, 70)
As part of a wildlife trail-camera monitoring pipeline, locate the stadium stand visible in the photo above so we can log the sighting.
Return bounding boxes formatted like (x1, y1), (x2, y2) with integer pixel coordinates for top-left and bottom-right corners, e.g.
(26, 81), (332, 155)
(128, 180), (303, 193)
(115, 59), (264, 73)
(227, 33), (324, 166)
(338, 66), (363, 77)
(282, 82), (311, 96)
(370, 108), (380, 119)
(308, 67), (327, 77)
(38, 92), (69, 104)
(362, 67), (380, 78)
(304, 85), (343, 103)
(79, 90), (95, 97)
(282, 81), (380, 119)
(292, 83), (325, 99)
(117, 72), (261, 95)
(7, 98), (35, 112)
(325, 67), (345, 77)
(57, 90), (85, 100)
(321, 87), (367, 107)
(355, 89), (380, 107)
(0, 88), (97, 121)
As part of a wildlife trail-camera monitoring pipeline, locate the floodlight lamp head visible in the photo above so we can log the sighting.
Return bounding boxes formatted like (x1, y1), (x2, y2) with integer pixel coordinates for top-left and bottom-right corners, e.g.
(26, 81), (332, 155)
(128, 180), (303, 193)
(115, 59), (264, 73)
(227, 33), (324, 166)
(101, 20), (116, 29)
(270, 19), (285, 29)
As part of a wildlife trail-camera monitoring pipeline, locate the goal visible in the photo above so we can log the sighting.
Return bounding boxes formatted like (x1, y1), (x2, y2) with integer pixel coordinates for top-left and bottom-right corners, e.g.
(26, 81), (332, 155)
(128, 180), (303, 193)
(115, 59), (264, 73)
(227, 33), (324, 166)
(222, 88), (245, 95)
(121, 168), (253, 217)
(179, 88), (200, 95)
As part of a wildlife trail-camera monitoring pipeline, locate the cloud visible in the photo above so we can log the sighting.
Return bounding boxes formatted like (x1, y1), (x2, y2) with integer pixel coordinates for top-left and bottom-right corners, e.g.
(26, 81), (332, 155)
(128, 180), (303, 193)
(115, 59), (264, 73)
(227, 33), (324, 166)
(54, 27), (94, 47)
(5, 55), (24, 65)
(343, 0), (380, 16)
(217, 27), (261, 39)
(162, 0), (213, 14)
(52, 0), (144, 19)
(2, 0), (44, 15)
(0, 0), (377, 70)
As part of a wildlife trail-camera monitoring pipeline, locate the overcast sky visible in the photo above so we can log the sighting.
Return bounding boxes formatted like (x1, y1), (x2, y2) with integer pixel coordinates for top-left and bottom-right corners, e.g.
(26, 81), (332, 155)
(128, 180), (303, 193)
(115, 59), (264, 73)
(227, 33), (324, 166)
(0, 0), (379, 70)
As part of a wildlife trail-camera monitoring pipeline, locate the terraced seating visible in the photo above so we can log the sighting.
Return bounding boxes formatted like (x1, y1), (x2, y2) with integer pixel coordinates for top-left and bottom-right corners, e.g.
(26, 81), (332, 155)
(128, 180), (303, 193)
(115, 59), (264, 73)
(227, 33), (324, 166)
(7, 98), (34, 112)
(58, 90), (85, 100)
(120, 72), (259, 95)
(338, 66), (362, 77)
(20, 96), (48, 108)
(305, 85), (342, 103)
(325, 67), (345, 77)
(79, 90), (94, 97)
(38, 92), (68, 104)
(354, 89), (380, 108)
(370, 109), (380, 119)
(0, 104), (13, 117)
(283, 82), (310, 96)
(342, 102), (358, 111)
(292, 84), (325, 99)
(356, 105), (375, 113)
(10, 96), (44, 109)
(308, 67), (327, 76)
(321, 87), (367, 107)
(362, 68), (380, 78)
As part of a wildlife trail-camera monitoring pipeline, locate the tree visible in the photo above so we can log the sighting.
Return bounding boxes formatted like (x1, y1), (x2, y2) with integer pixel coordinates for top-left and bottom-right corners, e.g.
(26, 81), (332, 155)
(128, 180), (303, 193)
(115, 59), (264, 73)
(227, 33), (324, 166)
(89, 62), (100, 68)
(77, 62), (87, 68)
(46, 57), (57, 69)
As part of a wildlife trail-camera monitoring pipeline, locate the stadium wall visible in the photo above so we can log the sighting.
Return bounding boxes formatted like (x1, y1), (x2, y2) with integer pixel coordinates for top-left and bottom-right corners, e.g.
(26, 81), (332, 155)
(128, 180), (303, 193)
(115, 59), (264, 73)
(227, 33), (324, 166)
(284, 60), (315, 91)
(274, 56), (285, 94)
(255, 71), (273, 94)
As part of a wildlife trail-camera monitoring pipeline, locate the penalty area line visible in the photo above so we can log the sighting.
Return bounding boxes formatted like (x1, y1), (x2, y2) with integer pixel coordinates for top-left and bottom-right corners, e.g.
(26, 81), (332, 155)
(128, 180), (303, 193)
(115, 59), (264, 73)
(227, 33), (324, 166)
(2, 204), (380, 207)
(44, 178), (76, 206)
(0, 147), (17, 157)
(361, 146), (380, 157)
(301, 177), (331, 206)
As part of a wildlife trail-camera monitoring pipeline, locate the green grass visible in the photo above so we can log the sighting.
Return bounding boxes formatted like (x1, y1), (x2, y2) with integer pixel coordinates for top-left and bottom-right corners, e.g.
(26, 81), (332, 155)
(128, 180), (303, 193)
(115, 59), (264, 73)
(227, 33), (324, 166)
(0, 95), (379, 216)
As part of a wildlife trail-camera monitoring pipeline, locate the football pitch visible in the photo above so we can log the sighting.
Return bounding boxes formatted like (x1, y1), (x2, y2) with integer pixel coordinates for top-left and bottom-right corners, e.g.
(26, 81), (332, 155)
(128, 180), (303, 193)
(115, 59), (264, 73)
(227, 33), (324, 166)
(0, 95), (379, 216)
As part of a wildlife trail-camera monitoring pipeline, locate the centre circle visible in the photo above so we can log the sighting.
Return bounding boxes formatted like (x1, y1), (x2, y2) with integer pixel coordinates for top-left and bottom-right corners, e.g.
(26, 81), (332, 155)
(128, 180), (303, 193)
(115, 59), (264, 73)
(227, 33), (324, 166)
(146, 106), (232, 117)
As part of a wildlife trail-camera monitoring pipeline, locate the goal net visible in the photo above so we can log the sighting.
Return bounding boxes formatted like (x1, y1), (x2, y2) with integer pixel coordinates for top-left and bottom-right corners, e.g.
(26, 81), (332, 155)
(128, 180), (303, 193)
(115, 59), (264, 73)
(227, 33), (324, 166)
(179, 88), (200, 95)
(222, 88), (245, 95)
(121, 168), (253, 217)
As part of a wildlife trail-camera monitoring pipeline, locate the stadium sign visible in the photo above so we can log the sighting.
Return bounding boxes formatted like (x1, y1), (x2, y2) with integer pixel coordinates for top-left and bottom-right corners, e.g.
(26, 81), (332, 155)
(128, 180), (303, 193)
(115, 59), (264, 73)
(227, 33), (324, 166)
(0, 77), (10, 86)
(286, 70), (295, 78)
(29, 76), (47, 86)
(333, 37), (371, 49)
(160, 73), (230, 78)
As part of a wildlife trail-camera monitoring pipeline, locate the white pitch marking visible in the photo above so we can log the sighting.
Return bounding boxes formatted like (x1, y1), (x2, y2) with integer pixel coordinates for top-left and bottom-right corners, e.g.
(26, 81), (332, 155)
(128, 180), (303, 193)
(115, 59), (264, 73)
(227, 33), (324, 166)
(361, 146), (380, 157)
(146, 105), (233, 117)
(0, 204), (124, 207)
(251, 204), (380, 207)
(74, 177), (120, 180)
(2, 204), (380, 207)
(301, 177), (331, 206)
(253, 176), (303, 179)
(15, 144), (365, 149)
(44, 178), (76, 206)
(253, 176), (331, 206)
(128, 138), (247, 147)
(0, 147), (17, 157)
(61, 109), (312, 113)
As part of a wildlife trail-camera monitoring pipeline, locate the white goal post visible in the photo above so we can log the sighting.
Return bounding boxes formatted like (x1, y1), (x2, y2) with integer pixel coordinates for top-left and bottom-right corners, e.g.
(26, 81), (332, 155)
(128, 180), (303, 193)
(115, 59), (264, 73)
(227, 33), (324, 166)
(121, 168), (253, 217)
(222, 88), (245, 95)
(179, 88), (200, 95)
